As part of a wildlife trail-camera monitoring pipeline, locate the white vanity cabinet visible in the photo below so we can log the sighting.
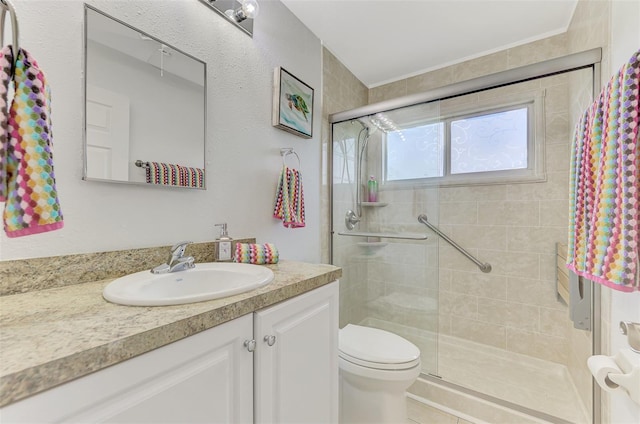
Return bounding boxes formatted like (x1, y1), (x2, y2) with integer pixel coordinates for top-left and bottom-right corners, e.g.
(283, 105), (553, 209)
(1, 281), (339, 424)
(0, 313), (255, 424)
(254, 281), (339, 423)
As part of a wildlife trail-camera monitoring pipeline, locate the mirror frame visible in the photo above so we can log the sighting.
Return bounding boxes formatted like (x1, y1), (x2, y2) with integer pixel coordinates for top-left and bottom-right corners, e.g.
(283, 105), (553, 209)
(82, 4), (207, 189)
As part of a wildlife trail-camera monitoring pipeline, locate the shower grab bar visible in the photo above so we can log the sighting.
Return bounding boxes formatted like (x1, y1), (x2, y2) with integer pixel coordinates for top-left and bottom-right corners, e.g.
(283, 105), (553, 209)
(337, 231), (428, 240)
(418, 214), (492, 273)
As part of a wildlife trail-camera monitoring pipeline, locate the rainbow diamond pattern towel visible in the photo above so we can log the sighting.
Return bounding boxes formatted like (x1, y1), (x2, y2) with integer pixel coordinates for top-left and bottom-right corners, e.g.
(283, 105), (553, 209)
(567, 49), (639, 292)
(145, 161), (204, 188)
(234, 242), (279, 264)
(273, 165), (305, 228)
(0, 46), (63, 237)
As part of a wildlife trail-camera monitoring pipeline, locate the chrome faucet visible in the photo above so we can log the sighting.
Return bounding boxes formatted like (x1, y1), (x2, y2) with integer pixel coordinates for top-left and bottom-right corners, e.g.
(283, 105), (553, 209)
(151, 241), (196, 274)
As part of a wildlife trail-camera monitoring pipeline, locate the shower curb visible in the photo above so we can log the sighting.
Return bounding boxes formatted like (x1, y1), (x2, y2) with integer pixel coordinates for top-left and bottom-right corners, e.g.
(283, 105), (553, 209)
(409, 376), (572, 424)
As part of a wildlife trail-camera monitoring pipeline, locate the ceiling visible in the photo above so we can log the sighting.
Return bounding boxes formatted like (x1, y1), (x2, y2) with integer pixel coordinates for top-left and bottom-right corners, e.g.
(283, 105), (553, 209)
(280, 0), (578, 88)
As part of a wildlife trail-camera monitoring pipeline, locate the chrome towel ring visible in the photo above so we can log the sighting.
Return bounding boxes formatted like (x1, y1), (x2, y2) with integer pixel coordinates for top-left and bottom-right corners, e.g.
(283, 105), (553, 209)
(280, 147), (301, 169)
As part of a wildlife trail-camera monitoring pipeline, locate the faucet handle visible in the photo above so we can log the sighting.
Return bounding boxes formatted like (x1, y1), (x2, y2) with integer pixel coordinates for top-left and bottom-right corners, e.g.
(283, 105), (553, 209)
(170, 241), (193, 257)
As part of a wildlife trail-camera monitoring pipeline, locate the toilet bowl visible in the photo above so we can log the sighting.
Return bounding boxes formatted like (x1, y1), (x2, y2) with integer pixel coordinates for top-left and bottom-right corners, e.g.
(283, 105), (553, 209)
(339, 324), (421, 424)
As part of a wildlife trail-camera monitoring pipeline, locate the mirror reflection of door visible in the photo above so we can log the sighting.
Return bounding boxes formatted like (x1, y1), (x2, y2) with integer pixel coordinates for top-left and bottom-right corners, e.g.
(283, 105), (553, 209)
(86, 85), (131, 182)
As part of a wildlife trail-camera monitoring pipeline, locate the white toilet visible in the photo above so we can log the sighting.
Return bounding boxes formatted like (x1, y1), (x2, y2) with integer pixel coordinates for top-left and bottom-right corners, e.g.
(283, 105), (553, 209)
(339, 324), (421, 423)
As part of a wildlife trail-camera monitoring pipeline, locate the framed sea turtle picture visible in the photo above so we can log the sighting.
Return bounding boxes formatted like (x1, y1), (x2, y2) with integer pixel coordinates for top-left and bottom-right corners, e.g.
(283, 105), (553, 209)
(272, 67), (314, 138)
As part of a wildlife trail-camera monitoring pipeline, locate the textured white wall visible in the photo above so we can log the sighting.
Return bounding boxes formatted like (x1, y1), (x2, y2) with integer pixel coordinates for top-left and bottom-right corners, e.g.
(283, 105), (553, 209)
(609, 1), (640, 422)
(0, 0), (322, 262)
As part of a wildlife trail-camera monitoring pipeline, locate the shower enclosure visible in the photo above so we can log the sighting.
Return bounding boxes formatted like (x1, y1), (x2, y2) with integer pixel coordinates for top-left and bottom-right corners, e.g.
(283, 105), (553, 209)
(330, 51), (601, 423)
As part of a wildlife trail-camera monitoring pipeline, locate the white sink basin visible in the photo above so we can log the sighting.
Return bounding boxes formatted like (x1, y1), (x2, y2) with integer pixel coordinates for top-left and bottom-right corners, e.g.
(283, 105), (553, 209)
(103, 262), (274, 306)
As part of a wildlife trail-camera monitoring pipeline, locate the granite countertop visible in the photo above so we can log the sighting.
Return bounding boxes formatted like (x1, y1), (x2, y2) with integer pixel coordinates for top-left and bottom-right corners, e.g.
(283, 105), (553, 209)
(0, 260), (341, 408)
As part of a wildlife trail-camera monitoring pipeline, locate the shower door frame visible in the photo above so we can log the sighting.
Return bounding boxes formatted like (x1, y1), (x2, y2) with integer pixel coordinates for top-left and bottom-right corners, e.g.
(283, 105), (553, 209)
(329, 48), (603, 424)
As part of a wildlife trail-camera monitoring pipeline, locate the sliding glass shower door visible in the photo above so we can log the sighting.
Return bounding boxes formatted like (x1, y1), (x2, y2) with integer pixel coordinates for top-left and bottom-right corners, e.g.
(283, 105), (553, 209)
(330, 63), (596, 423)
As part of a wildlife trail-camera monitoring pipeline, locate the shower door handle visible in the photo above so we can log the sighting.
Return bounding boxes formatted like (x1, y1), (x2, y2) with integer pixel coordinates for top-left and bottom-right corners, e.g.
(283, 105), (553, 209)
(569, 270), (592, 331)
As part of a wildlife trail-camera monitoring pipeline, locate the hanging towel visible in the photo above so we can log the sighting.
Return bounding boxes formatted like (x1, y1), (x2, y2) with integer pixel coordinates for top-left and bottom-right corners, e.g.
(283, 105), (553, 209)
(0, 46), (11, 202)
(234, 242), (279, 264)
(0, 46), (63, 237)
(567, 48), (639, 292)
(146, 162), (180, 186)
(145, 161), (204, 188)
(273, 165), (305, 228)
(179, 165), (205, 188)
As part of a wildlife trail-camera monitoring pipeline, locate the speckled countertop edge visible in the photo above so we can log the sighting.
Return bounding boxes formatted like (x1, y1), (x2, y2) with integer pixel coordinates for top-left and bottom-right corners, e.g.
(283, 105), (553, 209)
(0, 261), (341, 407)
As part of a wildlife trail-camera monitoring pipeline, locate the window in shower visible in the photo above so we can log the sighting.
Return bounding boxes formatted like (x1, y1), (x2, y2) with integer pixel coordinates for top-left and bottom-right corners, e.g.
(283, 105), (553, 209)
(386, 122), (445, 180)
(450, 106), (529, 174)
(384, 92), (544, 185)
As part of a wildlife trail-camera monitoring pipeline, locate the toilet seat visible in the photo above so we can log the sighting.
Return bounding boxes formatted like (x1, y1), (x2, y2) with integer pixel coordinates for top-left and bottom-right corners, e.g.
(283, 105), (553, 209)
(339, 324), (420, 370)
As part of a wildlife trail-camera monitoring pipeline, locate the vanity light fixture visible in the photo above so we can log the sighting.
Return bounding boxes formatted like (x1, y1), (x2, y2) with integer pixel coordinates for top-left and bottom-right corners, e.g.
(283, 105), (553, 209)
(225, 0), (259, 23)
(199, 0), (259, 37)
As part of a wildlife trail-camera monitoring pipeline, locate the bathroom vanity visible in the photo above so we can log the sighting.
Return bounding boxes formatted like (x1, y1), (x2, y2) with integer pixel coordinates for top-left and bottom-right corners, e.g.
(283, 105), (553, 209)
(0, 261), (340, 423)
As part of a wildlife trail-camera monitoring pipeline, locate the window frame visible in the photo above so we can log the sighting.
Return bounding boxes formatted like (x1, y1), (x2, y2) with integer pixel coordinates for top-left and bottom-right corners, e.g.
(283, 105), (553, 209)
(382, 90), (546, 188)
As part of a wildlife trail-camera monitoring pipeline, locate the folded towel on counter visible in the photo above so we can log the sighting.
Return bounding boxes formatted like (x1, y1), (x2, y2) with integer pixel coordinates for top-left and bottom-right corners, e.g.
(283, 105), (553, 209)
(567, 48), (639, 292)
(234, 243), (279, 264)
(273, 165), (305, 228)
(145, 161), (204, 188)
(0, 46), (64, 237)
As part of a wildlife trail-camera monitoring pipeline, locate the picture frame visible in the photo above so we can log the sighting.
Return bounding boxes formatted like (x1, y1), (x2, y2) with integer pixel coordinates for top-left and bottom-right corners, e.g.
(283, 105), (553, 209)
(272, 67), (314, 139)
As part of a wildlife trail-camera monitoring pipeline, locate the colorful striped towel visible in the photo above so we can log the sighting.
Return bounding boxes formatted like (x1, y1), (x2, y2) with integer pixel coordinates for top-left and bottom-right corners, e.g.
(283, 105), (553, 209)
(567, 48), (639, 292)
(0, 46), (63, 237)
(234, 242), (279, 264)
(145, 161), (204, 188)
(273, 165), (305, 228)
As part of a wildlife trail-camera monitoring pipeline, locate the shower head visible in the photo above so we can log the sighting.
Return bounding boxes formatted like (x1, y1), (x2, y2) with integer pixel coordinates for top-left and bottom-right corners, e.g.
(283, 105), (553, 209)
(355, 116), (378, 136)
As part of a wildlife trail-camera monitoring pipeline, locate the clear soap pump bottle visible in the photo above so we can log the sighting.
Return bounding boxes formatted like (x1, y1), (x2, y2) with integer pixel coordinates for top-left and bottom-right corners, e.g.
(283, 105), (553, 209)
(367, 176), (378, 202)
(215, 223), (233, 261)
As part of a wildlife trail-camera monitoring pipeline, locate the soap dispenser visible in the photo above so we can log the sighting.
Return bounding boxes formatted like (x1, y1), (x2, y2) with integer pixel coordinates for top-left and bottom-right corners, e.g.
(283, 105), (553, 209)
(214, 223), (233, 261)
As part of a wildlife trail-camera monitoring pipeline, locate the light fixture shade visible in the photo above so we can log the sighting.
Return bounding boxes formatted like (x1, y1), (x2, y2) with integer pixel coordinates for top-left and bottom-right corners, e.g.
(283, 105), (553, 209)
(241, 0), (259, 19)
(229, 0), (259, 22)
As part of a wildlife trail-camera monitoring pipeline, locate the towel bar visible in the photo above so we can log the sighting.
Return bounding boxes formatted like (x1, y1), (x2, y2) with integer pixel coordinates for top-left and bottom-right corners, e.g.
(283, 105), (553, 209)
(135, 160), (150, 168)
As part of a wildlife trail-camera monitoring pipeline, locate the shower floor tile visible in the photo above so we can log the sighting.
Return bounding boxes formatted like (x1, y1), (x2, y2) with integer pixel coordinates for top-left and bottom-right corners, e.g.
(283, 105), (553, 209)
(361, 317), (589, 423)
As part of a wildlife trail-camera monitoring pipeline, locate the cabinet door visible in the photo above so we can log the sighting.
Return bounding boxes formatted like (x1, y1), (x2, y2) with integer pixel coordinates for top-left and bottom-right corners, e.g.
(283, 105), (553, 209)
(254, 281), (339, 424)
(1, 314), (254, 424)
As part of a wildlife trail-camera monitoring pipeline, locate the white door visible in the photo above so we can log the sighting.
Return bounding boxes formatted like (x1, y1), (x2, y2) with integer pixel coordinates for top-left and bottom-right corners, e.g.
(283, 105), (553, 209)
(0, 314), (254, 424)
(86, 85), (130, 182)
(254, 282), (339, 424)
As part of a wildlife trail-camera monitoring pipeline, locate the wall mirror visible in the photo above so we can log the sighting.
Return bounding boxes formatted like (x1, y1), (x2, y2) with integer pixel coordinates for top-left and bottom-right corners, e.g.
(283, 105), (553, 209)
(83, 5), (207, 189)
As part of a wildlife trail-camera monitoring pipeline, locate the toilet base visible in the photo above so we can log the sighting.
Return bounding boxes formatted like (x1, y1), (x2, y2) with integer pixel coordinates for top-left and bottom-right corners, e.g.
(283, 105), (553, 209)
(338, 358), (419, 424)
(340, 380), (408, 423)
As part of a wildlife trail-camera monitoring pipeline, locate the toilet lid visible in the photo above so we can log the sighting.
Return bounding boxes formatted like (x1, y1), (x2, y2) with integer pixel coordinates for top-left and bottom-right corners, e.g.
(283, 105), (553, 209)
(339, 324), (420, 370)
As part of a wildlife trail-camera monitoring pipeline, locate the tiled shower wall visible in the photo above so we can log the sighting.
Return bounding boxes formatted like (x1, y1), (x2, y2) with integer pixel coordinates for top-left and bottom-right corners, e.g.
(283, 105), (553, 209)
(435, 74), (581, 366)
(367, 71), (582, 366)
